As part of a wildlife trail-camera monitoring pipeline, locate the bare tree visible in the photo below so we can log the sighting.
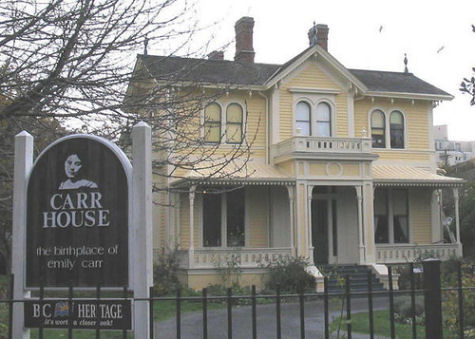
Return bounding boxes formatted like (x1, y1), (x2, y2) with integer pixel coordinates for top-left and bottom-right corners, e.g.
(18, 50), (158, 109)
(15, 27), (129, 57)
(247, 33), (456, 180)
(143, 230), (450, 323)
(460, 25), (475, 105)
(0, 0), (256, 272)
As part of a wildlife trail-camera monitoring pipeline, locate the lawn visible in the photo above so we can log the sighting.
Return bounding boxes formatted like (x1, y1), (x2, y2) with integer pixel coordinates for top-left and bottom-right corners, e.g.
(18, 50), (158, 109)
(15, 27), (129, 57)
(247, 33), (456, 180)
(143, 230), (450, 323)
(330, 310), (456, 338)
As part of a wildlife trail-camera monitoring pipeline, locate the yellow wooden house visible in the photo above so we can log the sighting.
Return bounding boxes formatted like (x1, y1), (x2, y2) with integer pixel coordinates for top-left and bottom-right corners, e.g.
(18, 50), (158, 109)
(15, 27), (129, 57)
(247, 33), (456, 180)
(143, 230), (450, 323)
(129, 17), (463, 290)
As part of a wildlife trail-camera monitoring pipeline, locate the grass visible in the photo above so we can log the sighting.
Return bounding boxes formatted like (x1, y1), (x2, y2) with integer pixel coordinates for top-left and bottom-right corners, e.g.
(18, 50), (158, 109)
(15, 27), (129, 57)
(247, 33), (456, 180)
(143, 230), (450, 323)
(153, 297), (226, 322)
(330, 310), (456, 338)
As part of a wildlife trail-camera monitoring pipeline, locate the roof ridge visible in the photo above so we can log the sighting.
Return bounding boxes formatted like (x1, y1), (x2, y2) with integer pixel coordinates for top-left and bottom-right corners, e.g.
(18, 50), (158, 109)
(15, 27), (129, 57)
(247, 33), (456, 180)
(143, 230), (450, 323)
(137, 53), (281, 67)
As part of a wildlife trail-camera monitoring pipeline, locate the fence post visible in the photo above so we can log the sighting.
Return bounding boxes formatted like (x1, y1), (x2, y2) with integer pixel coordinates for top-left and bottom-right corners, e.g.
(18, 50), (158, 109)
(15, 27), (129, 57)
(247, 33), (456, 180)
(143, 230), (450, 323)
(422, 259), (442, 339)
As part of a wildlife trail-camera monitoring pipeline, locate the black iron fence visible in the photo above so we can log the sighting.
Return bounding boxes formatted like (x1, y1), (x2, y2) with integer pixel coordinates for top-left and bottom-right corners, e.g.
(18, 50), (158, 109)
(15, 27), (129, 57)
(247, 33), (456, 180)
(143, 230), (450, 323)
(1, 260), (474, 338)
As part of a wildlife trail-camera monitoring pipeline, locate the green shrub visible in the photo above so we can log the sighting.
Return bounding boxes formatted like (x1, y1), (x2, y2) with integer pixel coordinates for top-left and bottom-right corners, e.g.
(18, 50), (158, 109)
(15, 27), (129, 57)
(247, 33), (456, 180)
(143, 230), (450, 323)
(153, 248), (181, 295)
(264, 256), (315, 293)
(394, 296), (425, 325)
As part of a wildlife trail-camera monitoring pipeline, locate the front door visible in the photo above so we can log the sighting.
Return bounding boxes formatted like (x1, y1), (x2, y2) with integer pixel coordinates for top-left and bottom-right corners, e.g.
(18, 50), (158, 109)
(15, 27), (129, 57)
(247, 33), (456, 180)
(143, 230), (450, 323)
(312, 199), (328, 264)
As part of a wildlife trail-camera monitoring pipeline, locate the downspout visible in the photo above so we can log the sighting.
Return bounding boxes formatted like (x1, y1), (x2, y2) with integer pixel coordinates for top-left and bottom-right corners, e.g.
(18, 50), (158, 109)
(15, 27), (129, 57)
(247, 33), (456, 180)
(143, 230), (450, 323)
(257, 91), (270, 164)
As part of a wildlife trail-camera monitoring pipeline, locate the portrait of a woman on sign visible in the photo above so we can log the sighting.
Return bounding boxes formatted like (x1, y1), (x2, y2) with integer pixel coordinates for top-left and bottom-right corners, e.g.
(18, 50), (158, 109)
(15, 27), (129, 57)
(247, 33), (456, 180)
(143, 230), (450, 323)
(59, 153), (98, 190)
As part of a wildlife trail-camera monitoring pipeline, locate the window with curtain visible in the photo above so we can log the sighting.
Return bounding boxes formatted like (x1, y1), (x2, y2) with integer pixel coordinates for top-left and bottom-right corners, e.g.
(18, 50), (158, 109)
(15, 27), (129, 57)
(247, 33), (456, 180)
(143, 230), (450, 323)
(296, 101), (311, 136)
(371, 110), (386, 148)
(390, 111), (404, 149)
(392, 189), (409, 243)
(226, 103), (243, 143)
(316, 102), (331, 137)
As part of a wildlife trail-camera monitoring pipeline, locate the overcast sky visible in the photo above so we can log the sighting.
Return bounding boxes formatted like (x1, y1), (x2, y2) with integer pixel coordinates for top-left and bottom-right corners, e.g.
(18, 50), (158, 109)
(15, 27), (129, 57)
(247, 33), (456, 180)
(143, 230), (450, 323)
(181, 0), (475, 141)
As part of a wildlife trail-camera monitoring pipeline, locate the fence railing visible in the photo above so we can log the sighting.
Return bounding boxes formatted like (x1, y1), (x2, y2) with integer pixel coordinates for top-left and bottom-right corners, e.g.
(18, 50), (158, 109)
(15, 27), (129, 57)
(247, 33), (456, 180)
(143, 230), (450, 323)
(0, 260), (473, 339)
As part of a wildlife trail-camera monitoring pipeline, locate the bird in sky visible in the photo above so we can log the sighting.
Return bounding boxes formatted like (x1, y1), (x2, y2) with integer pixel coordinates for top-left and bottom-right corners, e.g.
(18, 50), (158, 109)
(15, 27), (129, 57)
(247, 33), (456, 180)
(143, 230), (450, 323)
(379, 25), (383, 33)
(437, 46), (445, 54)
(472, 24), (475, 32)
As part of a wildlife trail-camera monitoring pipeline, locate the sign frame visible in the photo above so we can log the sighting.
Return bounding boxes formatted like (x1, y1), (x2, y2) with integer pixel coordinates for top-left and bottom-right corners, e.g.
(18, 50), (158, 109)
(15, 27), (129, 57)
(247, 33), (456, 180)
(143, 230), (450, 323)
(24, 134), (133, 291)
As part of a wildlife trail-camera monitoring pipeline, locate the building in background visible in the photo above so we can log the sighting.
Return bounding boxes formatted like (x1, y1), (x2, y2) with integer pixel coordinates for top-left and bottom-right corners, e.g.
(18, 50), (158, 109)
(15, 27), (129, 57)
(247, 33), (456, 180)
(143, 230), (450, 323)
(128, 17), (464, 290)
(434, 124), (475, 166)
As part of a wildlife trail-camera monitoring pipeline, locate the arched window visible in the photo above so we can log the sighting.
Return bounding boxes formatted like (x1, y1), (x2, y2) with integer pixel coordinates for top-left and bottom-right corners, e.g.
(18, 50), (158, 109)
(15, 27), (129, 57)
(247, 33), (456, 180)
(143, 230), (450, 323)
(390, 110), (404, 149)
(204, 103), (221, 143)
(226, 103), (243, 143)
(295, 101), (311, 136)
(371, 110), (386, 148)
(316, 102), (331, 137)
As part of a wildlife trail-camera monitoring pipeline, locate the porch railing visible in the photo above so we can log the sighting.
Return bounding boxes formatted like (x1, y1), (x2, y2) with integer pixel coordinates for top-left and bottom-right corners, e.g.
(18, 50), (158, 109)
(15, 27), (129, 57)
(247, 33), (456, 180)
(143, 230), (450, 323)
(178, 248), (293, 269)
(375, 243), (461, 263)
(271, 136), (372, 160)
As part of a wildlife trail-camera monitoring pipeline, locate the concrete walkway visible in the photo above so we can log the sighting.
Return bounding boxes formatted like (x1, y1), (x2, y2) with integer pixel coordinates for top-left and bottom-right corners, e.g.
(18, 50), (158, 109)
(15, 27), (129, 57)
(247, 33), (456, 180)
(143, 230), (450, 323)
(154, 297), (389, 338)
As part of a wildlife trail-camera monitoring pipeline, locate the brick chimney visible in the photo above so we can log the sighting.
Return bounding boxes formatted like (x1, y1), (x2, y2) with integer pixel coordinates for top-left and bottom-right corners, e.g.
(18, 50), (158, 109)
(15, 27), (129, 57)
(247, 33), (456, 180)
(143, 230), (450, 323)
(234, 17), (255, 63)
(208, 50), (224, 60)
(316, 24), (329, 51)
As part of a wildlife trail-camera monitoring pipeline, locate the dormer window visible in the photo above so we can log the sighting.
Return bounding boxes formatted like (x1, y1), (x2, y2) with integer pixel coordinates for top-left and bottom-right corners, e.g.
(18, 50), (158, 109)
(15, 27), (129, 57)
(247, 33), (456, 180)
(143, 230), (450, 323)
(204, 103), (221, 143)
(316, 102), (331, 137)
(371, 110), (386, 148)
(390, 110), (404, 149)
(226, 103), (243, 143)
(296, 101), (311, 136)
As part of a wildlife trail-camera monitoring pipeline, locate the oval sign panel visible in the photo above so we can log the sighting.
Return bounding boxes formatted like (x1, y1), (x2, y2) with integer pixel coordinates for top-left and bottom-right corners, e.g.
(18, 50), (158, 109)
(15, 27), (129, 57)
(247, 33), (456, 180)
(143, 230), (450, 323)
(26, 135), (131, 288)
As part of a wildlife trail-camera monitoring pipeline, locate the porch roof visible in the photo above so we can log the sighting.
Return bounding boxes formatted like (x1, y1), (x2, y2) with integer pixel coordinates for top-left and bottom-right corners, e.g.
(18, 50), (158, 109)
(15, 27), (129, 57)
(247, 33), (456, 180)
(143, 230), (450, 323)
(170, 160), (295, 186)
(373, 165), (464, 187)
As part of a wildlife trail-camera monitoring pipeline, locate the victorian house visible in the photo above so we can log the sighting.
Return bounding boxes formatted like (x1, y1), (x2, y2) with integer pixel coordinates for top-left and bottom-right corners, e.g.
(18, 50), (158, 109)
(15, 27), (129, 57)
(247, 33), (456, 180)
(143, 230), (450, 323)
(127, 17), (463, 289)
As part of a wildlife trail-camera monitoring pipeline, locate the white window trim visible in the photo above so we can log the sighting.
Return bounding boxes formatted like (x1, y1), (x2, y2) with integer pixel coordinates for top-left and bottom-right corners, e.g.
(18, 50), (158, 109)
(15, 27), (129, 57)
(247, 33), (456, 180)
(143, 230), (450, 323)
(388, 109), (407, 149)
(314, 99), (336, 138)
(202, 102), (224, 143)
(368, 107), (408, 150)
(292, 95), (336, 137)
(201, 100), (247, 145)
(224, 102), (246, 144)
(295, 99), (313, 136)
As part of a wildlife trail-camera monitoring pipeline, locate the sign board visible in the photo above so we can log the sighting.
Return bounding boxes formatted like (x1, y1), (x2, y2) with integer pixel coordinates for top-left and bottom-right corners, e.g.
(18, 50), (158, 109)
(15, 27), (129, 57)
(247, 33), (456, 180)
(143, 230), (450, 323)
(26, 135), (131, 288)
(24, 299), (132, 330)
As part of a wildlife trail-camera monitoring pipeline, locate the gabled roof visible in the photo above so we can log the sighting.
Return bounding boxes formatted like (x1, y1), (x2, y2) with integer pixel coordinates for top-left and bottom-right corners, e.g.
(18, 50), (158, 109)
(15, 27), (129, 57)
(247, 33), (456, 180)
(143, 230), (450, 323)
(136, 47), (452, 99)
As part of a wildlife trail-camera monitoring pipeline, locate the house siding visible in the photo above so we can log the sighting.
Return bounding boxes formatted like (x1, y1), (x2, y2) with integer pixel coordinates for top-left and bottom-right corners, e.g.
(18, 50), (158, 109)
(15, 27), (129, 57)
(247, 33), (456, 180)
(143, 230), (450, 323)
(247, 188), (269, 248)
(354, 98), (432, 153)
(410, 189), (432, 244)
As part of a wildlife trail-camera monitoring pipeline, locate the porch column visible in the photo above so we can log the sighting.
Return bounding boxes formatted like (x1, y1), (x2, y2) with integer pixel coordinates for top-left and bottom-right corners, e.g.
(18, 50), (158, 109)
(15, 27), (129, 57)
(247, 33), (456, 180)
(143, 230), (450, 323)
(168, 191), (176, 247)
(431, 190), (442, 243)
(355, 185), (365, 264)
(189, 185), (196, 267)
(363, 182), (376, 264)
(307, 185), (314, 263)
(295, 181), (308, 257)
(453, 188), (462, 256)
(286, 185), (296, 256)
